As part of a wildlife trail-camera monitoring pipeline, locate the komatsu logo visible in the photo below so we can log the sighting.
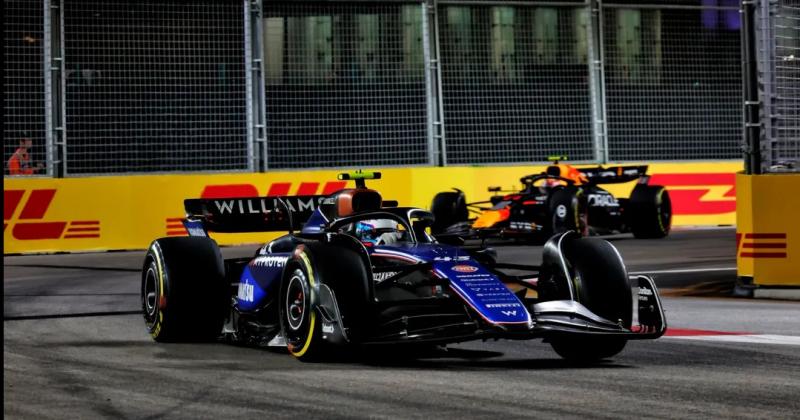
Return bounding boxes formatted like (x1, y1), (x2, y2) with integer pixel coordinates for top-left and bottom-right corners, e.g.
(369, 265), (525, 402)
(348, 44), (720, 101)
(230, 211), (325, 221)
(252, 256), (288, 268)
(372, 271), (398, 283)
(238, 282), (254, 302)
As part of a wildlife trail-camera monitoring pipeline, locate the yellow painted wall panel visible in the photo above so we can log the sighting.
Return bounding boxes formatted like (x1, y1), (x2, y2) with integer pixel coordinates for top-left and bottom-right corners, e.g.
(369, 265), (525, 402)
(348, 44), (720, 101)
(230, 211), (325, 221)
(4, 161), (741, 254)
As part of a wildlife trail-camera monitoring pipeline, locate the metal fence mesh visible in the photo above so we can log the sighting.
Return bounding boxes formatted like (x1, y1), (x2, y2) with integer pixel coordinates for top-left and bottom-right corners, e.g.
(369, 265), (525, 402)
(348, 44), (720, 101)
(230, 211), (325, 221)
(767, 0), (800, 170)
(4, 0), (754, 176)
(4, 0), (46, 176)
(262, 2), (429, 169)
(603, 3), (743, 161)
(438, 4), (594, 165)
(63, 0), (247, 174)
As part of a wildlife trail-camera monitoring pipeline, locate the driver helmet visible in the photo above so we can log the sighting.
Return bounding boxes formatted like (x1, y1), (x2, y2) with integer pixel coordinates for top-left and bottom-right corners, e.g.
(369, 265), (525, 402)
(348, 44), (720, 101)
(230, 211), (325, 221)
(354, 219), (401, 246)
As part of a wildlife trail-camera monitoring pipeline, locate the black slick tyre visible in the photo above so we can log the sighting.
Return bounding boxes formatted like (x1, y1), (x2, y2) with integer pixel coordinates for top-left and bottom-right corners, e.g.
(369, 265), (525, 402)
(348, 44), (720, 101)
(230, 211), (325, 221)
(431, 191), (468, 234)
(549, 237), (631, 362)
(547, 187), (588, 237)
(629, 185), (672, 239)
(142, 237), (227, 342)
(279, 243), (370, 361)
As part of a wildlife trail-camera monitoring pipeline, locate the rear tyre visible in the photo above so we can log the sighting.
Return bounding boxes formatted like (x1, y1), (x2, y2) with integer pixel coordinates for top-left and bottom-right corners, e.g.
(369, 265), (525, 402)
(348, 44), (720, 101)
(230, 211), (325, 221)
(142, 237), (227, 342)
(629, 185), (671, 239)
(430, 191), (468, 234)
(549, 237), (631, 362)
(548, 187), (588, 237)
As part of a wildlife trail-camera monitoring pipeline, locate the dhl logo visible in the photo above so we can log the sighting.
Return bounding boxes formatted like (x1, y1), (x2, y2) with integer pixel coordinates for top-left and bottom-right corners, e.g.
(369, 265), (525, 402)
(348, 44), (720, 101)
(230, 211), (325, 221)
(736, 233), (788, 259)
(649, 173), (735, 215)
(165, 181), (347, 236)
(4, 189), (100, 240)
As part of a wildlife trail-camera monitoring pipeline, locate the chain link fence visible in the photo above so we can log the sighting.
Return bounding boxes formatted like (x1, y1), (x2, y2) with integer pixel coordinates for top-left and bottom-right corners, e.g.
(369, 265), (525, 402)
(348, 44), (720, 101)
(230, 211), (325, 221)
(438, 2), (594, 165)
(4, 0), (47, 176)
(4, 0), (750, 177)
(603, 1), (743, 161)
(63, 0), (247, 174)
(262, 2), (430, 169)
(757, 0), (800, 172)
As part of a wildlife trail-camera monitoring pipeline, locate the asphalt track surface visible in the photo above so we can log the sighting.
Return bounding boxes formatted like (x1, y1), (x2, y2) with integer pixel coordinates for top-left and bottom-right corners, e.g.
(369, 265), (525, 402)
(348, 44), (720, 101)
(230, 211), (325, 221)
(5, 227), (800, 419)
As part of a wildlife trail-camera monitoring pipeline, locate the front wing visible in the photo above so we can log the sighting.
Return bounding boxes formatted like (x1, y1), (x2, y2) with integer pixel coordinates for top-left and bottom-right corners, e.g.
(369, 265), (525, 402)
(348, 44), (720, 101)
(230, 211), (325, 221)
(531, 275), (667, 339)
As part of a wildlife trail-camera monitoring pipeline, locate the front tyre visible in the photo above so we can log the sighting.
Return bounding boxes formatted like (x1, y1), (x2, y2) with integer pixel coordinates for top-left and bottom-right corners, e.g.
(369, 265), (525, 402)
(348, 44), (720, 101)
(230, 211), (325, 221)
(549, 237), (631, 362)
(279, 252), (325, 361)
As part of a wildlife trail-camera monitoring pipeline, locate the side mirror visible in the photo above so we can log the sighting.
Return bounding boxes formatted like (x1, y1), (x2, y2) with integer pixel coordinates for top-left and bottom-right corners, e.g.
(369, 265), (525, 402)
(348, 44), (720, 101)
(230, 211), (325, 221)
(434, 234), (465, 246)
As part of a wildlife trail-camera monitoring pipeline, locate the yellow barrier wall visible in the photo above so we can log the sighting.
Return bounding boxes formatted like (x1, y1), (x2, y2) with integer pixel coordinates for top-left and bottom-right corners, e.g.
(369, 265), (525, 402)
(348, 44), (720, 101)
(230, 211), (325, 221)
(736, 173), (800, 287)
(4, 162), (740, 254)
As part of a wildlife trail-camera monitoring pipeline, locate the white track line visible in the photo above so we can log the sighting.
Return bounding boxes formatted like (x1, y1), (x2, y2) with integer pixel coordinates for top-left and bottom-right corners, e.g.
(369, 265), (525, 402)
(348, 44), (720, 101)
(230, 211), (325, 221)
(629, 267), (736, 275)
(666, 334), (800, 346)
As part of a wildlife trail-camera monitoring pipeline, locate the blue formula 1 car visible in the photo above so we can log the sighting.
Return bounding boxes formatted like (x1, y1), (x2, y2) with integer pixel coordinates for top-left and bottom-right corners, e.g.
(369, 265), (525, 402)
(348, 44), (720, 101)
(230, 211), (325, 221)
(141, 171), (666, 362)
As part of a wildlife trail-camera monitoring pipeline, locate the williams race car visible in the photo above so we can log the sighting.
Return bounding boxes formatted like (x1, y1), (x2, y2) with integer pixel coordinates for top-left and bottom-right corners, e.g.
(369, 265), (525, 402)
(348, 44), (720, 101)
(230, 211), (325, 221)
(430, 158), (672, 241)
(142, 171), (666, 362)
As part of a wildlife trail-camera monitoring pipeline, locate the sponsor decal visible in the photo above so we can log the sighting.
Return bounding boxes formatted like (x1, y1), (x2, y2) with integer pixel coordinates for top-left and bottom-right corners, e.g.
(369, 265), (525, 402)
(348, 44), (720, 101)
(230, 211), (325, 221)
(4, 189), (100, 240)
(251, 256), (289, 268)
(433, 256), (470, 262)
(736, 232), (788, 259)
(501, 310), (518, 316)
(587, 193), (619, 207)
(555, 204), (567, 218)
(322, 323), (335, 334)
(485, 303), (522, 308)
(199, 181), (347, 199)
(372, 271), (399, 283)
(451, 264), (479, 273)
(649, 173), (735, 215)
(237, 281), (255, 302)
(510, 221), (538, 231)
(211, 196), (326, 215)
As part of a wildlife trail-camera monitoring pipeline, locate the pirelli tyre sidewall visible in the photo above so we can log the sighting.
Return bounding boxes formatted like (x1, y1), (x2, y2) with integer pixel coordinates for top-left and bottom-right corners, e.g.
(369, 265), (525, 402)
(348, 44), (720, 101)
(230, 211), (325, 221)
(629, 185), (672, 239)
(142, 237), (227, 342)
(548, 187), (588, 237)
(280, 245), (324, 361)
(430, 190), (468, 234)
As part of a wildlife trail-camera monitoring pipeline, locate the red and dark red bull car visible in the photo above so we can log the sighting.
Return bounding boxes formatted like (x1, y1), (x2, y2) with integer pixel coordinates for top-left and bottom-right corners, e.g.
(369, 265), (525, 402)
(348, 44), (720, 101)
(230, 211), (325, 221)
(430, 158), (672, 241)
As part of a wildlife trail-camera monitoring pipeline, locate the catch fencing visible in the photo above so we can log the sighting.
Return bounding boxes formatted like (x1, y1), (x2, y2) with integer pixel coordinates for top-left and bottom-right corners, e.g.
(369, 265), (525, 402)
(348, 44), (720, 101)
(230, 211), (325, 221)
(3, 0), (748, 177)
(755, 0), (800, 172)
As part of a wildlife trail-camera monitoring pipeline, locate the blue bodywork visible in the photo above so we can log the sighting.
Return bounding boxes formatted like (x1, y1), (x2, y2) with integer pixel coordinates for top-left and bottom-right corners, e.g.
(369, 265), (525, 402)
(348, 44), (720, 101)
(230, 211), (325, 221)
(235, 252), (291, 312)
(236, 203), (530, 326)
(373, 244), (530, 325)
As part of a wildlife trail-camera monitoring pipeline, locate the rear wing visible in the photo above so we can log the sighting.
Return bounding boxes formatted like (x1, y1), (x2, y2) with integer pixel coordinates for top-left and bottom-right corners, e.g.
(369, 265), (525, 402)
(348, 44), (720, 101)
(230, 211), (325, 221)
(183, 195), (327, 233)
(579, 165), (650, 184)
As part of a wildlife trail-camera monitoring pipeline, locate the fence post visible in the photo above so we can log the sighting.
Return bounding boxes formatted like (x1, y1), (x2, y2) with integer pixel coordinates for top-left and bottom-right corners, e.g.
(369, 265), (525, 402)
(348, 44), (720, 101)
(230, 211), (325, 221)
(47, 0), (66, 177)
(758, 0), (775, 173)
(247, 0), (268, 172)
(423, 0), (446, 166)
(741, 0), (761, 175)
(587, 0), (608, 163)
(44, 0), (54, 176)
